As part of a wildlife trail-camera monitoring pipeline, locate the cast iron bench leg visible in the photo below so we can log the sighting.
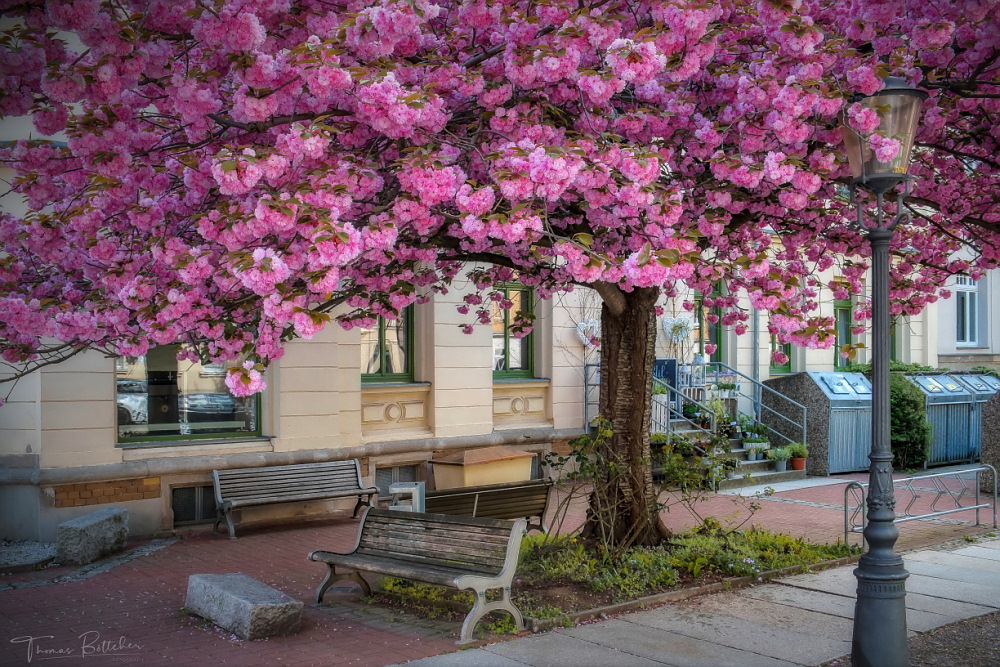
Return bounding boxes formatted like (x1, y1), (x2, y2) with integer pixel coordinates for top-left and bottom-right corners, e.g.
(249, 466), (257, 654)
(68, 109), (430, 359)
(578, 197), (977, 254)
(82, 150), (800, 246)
(459, 587), (525, 645)
(315, 564), (372, 603)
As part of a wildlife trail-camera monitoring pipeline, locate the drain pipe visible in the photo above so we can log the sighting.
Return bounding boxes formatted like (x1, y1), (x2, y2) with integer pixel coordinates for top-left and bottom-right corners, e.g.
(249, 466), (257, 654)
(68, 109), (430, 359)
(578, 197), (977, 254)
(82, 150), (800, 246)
(752, 306), (761, 419)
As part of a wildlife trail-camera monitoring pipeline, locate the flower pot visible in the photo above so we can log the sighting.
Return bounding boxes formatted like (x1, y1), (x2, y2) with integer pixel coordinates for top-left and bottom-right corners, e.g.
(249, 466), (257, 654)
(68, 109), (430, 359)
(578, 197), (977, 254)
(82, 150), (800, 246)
(790, 457), (806, 471)
(774, 460), (787, 472)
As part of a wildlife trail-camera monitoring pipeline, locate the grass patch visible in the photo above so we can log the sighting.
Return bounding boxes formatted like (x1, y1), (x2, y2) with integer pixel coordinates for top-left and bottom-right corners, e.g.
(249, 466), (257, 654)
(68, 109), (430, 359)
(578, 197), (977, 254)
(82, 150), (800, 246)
(366, 527), (860, 641)
(667, 527), (860, 578)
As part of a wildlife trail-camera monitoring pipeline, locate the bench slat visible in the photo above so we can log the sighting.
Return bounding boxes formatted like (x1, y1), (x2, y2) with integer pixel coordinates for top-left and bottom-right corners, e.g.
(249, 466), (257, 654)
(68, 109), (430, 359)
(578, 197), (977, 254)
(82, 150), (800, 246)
(425, 498), (547, 515)
(217, 468), (360, 480)
(217, 475), (361, 488)
(363, 514), (513, 536)
(311, 552), (497, 586)
(213, 460), (374, 538)
(225, 490), (371, 508)
(220, 480), (366, 495)
(358, 536), (508, 569)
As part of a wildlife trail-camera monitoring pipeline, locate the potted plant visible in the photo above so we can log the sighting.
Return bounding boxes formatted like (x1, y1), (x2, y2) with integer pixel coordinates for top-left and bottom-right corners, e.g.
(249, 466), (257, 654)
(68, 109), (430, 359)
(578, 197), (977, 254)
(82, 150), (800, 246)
(682, 403), (699, 421)
(746, 446), (759, 461)
(723, 458), (739, 479)
(769, 446), (792, 472)
(788, 442), (809, 471)
(716, 378), (738, 398)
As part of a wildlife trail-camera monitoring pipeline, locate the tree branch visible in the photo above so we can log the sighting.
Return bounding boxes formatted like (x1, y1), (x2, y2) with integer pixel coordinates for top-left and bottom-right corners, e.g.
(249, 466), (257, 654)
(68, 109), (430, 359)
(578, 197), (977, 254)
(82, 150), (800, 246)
(592, 281), (627, 317)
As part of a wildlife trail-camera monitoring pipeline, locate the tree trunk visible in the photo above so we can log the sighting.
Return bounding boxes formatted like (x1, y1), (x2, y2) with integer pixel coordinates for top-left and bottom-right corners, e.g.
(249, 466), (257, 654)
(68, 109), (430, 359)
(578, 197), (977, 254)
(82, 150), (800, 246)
(587, 285), (662, 550)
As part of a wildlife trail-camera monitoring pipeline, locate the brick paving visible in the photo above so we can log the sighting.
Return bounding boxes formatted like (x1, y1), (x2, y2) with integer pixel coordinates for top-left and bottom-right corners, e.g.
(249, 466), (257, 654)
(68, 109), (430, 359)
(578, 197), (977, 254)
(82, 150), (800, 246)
(1, 472), (995, 666)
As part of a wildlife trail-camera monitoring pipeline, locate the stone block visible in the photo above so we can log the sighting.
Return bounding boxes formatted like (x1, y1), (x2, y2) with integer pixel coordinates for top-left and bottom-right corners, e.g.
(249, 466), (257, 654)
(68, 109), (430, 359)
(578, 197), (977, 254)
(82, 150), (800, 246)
(185, 573), (303, 640)
(56, 507), (128, 565)
(980, 393), (1000, 493)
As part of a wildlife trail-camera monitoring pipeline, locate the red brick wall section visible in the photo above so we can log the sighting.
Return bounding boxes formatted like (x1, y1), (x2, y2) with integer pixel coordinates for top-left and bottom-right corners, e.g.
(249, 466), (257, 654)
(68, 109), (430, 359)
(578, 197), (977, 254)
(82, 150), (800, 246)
(51, 478), (161, 508)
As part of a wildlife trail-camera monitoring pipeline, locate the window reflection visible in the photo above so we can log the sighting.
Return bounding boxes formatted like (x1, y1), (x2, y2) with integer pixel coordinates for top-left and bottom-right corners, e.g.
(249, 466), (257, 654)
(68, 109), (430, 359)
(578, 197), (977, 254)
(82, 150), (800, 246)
(117, 345), (258, 441)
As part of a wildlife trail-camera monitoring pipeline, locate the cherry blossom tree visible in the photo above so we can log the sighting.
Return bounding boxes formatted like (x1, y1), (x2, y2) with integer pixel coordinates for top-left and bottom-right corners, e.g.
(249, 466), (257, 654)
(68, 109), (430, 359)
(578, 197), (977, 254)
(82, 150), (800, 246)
(1, 0), (998, 547)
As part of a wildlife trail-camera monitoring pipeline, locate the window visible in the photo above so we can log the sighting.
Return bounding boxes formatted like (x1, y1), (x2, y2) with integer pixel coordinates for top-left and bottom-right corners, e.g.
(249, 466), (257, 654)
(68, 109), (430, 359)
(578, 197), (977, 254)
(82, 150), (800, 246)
(117, 345), (260, 443)
(695, 285), (724, 363)
(834, 298), (853, 368)
(956, 276), (979, 346)
(492, 285), (534, 378)
(769, 334), (792, 374)
(361, 307), (414, 382)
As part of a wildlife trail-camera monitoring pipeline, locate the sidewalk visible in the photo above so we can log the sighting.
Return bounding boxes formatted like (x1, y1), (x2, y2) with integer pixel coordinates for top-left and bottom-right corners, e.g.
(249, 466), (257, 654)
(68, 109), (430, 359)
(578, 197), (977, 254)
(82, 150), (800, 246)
(401, 535), (1000, 666)
(0, 467), (995, 666)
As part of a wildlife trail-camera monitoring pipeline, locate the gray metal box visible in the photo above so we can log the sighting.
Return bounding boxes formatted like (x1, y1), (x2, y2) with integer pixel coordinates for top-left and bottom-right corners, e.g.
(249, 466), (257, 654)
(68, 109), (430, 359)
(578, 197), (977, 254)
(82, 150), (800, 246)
(906, 374), (976, 466)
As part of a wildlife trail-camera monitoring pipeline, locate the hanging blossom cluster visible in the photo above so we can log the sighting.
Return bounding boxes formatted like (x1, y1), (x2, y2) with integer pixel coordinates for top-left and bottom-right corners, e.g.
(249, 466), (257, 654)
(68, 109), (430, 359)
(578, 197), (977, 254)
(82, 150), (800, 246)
(0, 0), (998, 390)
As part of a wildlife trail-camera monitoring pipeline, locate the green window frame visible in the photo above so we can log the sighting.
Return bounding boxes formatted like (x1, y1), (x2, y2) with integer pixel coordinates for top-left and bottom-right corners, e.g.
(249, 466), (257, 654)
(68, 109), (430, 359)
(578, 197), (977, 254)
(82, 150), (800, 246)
(694, 285), (724, 363)
(492, 285), (534, 379)
(116, 345), (261, 445)
(361, 306), (414, 382)
(834, 298), (853, 368)
(769, 334), (792, 374)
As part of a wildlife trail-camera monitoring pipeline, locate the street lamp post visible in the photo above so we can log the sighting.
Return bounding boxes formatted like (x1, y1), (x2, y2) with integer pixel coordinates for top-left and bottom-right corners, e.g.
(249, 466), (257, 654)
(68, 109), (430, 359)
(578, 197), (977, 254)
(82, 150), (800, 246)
(841, 76), (927, 667)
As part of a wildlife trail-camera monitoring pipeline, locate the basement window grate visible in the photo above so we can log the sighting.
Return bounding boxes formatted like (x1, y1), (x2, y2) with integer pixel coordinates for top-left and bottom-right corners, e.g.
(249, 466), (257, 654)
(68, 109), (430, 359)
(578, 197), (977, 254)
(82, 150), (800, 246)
(171, 485), (217, 526)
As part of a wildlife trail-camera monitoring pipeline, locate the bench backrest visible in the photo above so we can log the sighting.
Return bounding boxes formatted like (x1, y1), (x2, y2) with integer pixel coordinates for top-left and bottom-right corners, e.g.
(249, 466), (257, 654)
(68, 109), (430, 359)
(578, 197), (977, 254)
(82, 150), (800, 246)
(214, 460), (365, 505)
(424, 478), (551, 522)
(355, 508), (521, 576)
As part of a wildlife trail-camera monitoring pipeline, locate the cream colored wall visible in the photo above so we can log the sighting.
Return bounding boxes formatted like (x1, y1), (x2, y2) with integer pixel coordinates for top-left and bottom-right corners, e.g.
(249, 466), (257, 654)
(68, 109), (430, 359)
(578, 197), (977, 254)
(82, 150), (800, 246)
(657, 267), (937, 381)
(0, 371), (41, 460)
(428, 281), (495, 437)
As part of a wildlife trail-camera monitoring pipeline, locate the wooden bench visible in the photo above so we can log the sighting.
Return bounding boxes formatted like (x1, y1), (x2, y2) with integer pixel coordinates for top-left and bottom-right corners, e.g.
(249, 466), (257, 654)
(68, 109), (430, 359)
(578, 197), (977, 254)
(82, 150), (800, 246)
(213, 460), (377, 539)
(308, 508), (527, 644)
(424, 478), (552, 532)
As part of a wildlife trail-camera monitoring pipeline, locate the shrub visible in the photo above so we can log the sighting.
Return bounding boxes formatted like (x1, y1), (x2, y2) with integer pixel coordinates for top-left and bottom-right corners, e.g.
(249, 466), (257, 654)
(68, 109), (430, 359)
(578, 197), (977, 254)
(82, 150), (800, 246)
(889, 373), (931, 469)
(972, 366), (1000, 379)
(840, 365), (934, 469)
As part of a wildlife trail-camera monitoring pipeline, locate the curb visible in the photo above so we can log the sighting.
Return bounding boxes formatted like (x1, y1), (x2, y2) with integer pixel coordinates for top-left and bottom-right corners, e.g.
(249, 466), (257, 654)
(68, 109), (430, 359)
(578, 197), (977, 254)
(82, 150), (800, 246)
(526, 553), (863, 633)
(0, 556), (55, 576)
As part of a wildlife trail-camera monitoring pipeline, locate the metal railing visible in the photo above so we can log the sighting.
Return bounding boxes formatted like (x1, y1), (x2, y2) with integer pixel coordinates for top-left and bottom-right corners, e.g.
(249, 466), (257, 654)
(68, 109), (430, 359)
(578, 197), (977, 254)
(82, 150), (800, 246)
(651, 376), (717, 445)
(703, 361), (807, 447)
(844, 465), (998, 545)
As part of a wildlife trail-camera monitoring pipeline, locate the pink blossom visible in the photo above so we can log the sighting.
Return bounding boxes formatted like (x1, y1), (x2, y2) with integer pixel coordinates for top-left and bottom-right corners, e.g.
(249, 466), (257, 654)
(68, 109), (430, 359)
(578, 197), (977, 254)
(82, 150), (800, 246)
(226, 360), (266, 397)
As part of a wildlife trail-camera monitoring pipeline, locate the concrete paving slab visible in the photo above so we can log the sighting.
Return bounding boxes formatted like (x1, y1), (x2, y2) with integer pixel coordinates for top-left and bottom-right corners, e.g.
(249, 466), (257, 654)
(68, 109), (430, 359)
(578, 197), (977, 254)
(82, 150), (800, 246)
(689, 592), (854, 641)
(904, 592), (995, 618)
(560, 618), (797, 667)
(627, 602), (851, 665)
(905, 573), (1000, 608)
(906, 550), (1000, 573)
(964, 537), (1000, 551)
(746, 577), (990, 633)
(775, 566), (857, 594)
(905, 558), (1000, 587)
(954, 545), (1000, 561)
(484, 630), (667, 667)
(740, 585), (855, 618)
(398, 651), (531, 667)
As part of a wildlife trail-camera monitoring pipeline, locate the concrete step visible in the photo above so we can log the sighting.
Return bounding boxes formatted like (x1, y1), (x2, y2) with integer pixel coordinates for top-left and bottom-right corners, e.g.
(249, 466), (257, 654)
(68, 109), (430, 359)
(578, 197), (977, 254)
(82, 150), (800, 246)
(716, 468), (807, 491)
(735, 459), (772, 474)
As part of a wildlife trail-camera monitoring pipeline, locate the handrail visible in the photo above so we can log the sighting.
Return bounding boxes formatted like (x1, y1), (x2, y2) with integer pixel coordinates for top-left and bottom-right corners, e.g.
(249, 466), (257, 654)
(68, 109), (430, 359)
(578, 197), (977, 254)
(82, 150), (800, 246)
(705, 362), (807, 446)
(651, 377), (718, 444)
(844, 465), (998, 545)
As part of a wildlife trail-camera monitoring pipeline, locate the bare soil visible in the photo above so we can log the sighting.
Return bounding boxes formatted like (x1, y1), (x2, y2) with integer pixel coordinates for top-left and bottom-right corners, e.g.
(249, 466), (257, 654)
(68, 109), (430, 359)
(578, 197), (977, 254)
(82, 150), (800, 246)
(824, 611), (1000, 667)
